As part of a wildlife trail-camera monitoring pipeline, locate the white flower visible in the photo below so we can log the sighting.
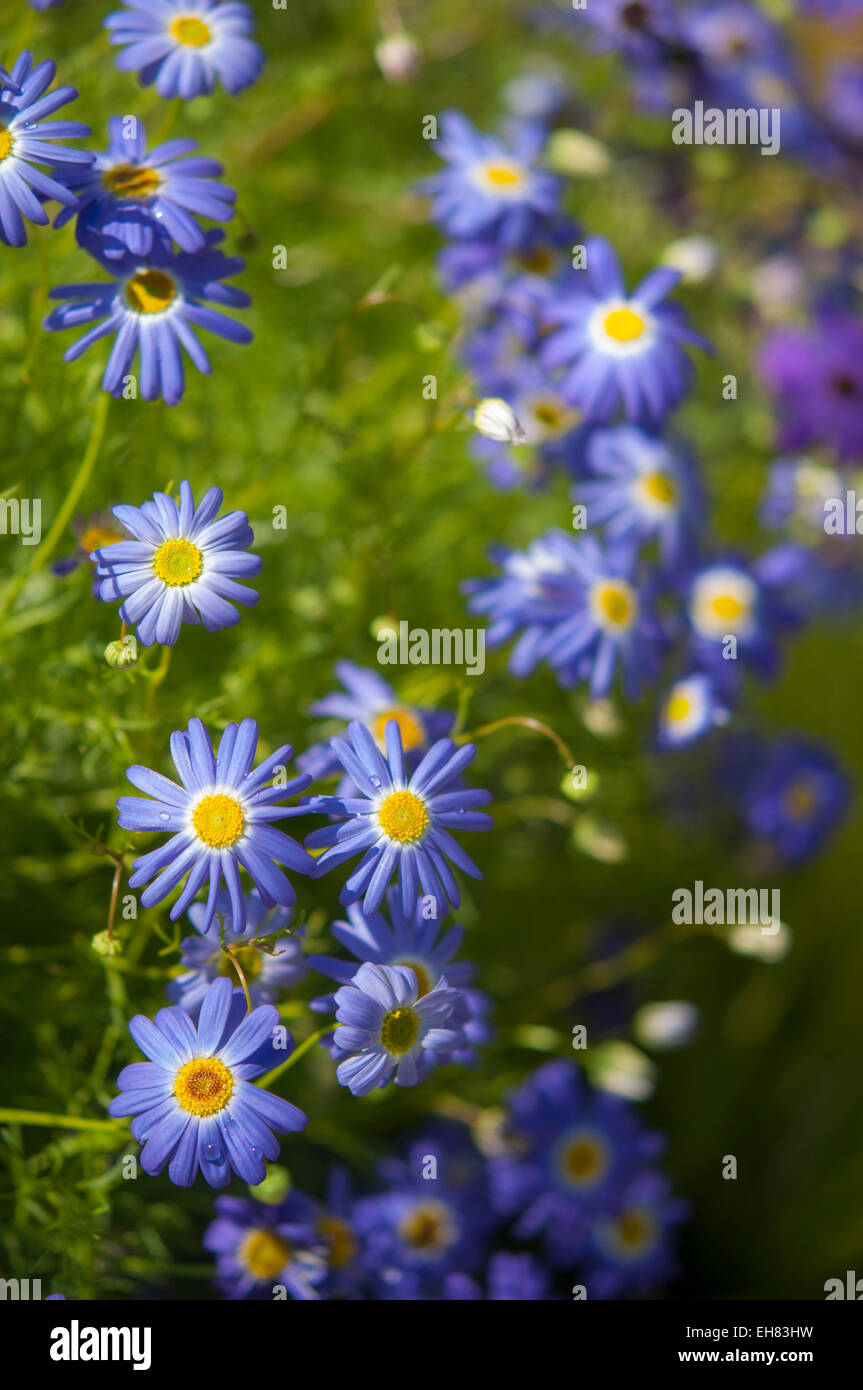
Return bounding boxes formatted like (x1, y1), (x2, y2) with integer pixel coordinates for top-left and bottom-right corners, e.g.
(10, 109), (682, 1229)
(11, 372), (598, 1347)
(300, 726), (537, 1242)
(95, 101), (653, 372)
(473, 398), (526, 444)
(633, 1001), (699, 1049)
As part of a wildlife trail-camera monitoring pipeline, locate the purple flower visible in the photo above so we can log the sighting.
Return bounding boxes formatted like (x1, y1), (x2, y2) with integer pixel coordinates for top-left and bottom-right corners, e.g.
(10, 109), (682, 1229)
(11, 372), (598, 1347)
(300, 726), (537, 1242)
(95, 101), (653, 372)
(759, 315), (863, 463)
(104, 0), (264, 100)
(331, 962), (461, 1096)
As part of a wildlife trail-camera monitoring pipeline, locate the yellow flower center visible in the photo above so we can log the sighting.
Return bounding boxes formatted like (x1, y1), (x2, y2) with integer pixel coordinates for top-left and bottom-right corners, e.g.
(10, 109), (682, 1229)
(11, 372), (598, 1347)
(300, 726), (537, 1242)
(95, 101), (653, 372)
(239, 1229), (290, 1280)
(318, 1216), (357, 1270)
(395, 958), (433, 998)
(125, 268), (177, 316)
(377, 790), (429, 844)
(152, 537), (203, 586)
(560, 1134), (607, 1187)
(170, 15), (212, 46)
(604, 307), (646, 343)
(372, 706), (425, 753)
(0, 128), (13, 162)
(80, 524), (121, 556)
(379, 1006), (420, 1055)
(784, 782), (815, 819)
(398, 1200), (456, 1252)
(515, 245), (555, 275)
(710, 594), (744, 622)
(103, 163), (162, 199)
(592, 578), (637, 630)
(485, 164), (521, 186)
(614, 1209), (655, 1252)
(173, 1056), (233, 1116)
(192, 793), (245, 849)
(666, 693), (692, 724)
(533, 403), (563, 428)
(642, 471), (676, 505)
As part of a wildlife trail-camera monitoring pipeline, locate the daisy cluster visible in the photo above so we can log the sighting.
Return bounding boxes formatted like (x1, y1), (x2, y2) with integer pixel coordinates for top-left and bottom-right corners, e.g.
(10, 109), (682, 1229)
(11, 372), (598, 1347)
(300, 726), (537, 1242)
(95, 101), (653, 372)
(197, 1068), (683, 1301)
(424, 79), (853, 866)
(3, 2), (264, 402)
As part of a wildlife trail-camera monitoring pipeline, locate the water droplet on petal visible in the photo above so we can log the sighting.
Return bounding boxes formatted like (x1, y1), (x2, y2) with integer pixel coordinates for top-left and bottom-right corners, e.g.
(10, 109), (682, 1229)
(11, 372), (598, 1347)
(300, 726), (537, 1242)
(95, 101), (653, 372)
(203, 1142), (222, 1164)
(159, 812), (170, 822)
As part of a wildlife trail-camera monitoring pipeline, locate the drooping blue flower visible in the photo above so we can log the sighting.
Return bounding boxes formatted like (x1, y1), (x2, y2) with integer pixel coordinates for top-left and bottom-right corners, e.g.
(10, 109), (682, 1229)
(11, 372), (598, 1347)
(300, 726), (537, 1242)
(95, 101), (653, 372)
(104, 0), (264, 100)
(657, 672), (729, 750)
(308, 887), (491, 1072)
(167, 888), (307, 1015)
(742, 735), (850, 864)
(541, 237), (710, 426)
(331, 962), (461, 1096)
(305, 720), (492, 916)
(51, 509), (125, 594)
(43, 230), (252, 405)
(54, 116), (236, 261)
(297, 661), (454, 787)
(582, 1171), (687, 1298)
(118, 715), (315, 934)
(90, 480), (260, 647)
(354, 1123), (493, 1298)
(0, 50), (92, 247)
(108, 976), (306, 1188)
(203, 1192), (326, 1299)
(421, 110), (560, 251)
(577, 424), (703, 566)
(490, 1061), (665, 1266)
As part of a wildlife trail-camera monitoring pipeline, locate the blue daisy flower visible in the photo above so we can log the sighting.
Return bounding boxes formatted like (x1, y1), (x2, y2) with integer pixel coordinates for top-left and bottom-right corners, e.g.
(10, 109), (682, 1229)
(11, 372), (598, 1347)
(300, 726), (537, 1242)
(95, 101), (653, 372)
(108, 976), (306, 1188)
(540, 237), (710, 425)
(105, 0), (264, 100)
(315, 1167), (366, 1295)
(90, 480), (260, 647)
(304, 719), (493, 916)
(490, 1061), (665, 1266)
(54, 115), (236, 261)
(167, 888), (307, 1015)
(0, 50), (92, 248)
(577, 424), (704, 565)
(579, 0), (681, 62)
(354, 1123), (493, 1298)
(422, 110), (560, 251)
(742, 735), (850, 864)
(297, 660), (454, 787)
(331, 962), (461, 1096)
(583, 1171), (687, 1298)
(657, 673), (729, 750)
(445, 1250), (553, 1301)
(43, 230), (252, 404)
(685, 554), (799, 687)
(308, 887), (492, 1071)
(470, 357), (591, 492)
(204, 1192), (327, 1299)
(117, 715), (315, 934)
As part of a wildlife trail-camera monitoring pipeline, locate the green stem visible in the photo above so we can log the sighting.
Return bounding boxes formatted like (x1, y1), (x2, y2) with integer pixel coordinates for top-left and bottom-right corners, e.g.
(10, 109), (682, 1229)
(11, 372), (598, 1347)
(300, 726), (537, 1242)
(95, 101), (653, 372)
(0, 391), (111, 624)
(456, 715), (576, 770)
(0, 1108), (124, 1133)
(257, 1026), (333, 1089)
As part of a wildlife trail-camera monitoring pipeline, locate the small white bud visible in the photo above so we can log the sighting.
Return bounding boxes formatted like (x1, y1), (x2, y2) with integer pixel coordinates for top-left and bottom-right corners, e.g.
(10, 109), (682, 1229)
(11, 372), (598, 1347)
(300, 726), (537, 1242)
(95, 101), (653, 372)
(375, 33), (421, 84)
(633, 1001), (699, 1050)
(473, 398), (526, 445)
(661, 235), (719, 284)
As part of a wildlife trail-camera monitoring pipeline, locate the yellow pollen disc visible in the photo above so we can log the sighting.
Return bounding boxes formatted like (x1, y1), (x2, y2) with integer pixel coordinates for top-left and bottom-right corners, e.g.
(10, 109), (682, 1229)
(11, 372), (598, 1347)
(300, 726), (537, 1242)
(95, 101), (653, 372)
(372, 706), (425, 753)
(643, 471), (676, 504)
(533, 403), (563, 428)
(125, 268), (177, 315)
(784, 782), (815, 819)
(563, 1138), (603, 1183)
(485, 164), (521, 186)
(379, 1006), (420, 1055)
(398, 1200), (455, 1251)
(594, 580), (635, 628)
(666, 693), (692, 724)
(103, 163), (162, 199)
(152, 537), (203, 586)
(515, 246), (554, 275)
(219, 944), (262, 981)
(616, 1210), (652, 1250)
(81, 525), (121, 554)
(173, 1056), (233, 1116)
(377, 789), (429, 844)
(604, 307), (645, 343)
(0, 128), (13, 162)
(318, 1216), (357, 1270)
(192, 793), (245, 849)
(710, 594), (744, 622)
(240, 1229), (290, 1280)
(395, 958), (432, 998)
(170, 15), (212, 46)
